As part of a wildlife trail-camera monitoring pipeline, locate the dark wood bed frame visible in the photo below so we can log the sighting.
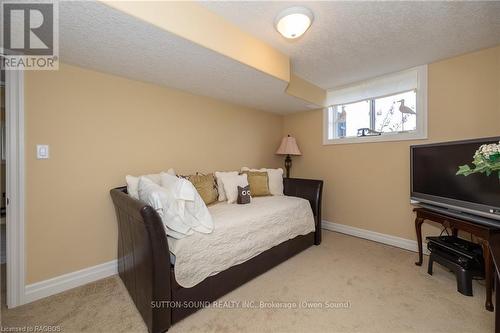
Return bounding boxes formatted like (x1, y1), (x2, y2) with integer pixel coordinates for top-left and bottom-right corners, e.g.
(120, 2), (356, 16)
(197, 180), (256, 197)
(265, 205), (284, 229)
(110, 177), (323, 333)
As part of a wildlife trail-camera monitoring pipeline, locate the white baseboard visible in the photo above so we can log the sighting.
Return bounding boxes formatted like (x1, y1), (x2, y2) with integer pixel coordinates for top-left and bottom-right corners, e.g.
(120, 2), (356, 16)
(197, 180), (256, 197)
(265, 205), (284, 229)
(24, 260), (117, 304)
(322, 220), (429, 255)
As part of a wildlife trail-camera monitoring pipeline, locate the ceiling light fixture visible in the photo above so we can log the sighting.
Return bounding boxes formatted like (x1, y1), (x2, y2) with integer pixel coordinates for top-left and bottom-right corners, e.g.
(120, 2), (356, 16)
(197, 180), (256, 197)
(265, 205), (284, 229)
(275, 7), (314, 39)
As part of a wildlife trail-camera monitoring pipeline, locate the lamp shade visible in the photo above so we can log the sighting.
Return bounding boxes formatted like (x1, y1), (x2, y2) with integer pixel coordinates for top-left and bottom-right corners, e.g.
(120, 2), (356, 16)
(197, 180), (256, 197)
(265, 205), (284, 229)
(276, 135), (302, 156)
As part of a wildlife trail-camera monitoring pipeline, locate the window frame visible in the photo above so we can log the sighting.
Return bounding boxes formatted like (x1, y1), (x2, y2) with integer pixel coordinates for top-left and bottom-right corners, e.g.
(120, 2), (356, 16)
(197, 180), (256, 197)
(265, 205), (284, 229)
(323, 65), (428, 145)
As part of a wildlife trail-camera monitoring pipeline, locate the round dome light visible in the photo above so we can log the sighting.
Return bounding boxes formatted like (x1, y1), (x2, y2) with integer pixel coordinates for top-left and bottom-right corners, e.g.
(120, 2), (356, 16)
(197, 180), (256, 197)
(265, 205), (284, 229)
(275, 7), (314, 39)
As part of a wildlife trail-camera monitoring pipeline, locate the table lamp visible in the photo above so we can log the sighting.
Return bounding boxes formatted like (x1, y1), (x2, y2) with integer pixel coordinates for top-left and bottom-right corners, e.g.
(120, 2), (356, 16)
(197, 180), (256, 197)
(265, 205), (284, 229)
(276, 135), (302, 178)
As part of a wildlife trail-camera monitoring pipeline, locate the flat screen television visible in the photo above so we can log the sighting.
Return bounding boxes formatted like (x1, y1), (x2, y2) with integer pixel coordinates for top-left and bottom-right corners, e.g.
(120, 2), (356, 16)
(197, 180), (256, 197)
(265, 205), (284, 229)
(411, 137), (500, 222)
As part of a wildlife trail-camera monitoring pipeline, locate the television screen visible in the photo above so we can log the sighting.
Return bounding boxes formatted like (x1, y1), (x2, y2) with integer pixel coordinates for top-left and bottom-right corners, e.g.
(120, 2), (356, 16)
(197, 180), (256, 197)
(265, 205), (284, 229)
(411, 137), (500, 220)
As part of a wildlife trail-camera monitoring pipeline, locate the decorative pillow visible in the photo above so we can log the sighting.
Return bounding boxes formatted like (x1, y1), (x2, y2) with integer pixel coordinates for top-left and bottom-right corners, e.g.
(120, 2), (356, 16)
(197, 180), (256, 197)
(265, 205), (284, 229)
(214, 171), (238, 201)
(126, 168), (176, 199)
(237, 185), (251, 204)
(137, 176), (193, 239)
(160, 172), (214, 236)
(241, 167), (284, 196)
(187, 173), (218, 205)
(266, 168), (284, 196)
(241, 171), (270, 197)
(222, 173), (249, 204)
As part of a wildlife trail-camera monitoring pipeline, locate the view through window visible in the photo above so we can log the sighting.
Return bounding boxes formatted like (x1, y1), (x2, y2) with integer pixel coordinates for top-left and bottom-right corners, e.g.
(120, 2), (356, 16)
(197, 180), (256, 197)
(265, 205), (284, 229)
(328, 90), (417, 140)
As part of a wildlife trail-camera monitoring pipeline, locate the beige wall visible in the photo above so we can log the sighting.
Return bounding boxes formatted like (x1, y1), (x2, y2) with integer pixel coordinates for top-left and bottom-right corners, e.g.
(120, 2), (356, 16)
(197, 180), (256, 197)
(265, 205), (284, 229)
(24, 46), (500, 284)
(283, 46), (500, 241)
(25, 63), (283, 284)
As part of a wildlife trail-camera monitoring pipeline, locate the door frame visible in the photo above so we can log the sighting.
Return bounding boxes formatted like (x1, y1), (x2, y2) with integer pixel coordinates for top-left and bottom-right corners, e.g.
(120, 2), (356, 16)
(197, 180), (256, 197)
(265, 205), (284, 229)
(5, 68), (25, 308)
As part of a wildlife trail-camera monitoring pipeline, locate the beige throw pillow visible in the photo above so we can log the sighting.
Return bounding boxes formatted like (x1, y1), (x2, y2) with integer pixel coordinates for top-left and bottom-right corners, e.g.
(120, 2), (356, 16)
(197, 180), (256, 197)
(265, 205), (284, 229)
(187, 173), (218, 206)
(241, 167), (284, 196)
(241, 171), (270, 197)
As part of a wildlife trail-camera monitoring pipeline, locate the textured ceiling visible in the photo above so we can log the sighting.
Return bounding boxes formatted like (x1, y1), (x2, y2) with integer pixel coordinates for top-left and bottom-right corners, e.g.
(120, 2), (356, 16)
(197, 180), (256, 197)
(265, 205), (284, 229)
(202, 1), (500, 89)
(58, 1), (312, 114)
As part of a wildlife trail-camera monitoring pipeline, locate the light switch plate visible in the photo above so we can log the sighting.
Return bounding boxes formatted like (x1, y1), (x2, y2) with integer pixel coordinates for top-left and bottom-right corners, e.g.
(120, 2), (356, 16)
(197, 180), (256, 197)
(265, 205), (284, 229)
(36, 145), (49, 159)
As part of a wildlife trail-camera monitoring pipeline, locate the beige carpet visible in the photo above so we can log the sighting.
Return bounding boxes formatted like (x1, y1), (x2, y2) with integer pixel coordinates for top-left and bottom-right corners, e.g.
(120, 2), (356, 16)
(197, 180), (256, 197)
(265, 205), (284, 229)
(1, 231), (494, 332)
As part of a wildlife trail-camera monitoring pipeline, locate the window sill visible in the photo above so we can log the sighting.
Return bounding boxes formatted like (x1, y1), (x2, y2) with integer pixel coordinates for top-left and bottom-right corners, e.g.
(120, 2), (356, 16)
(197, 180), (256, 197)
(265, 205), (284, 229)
(323, 132), (427, 145)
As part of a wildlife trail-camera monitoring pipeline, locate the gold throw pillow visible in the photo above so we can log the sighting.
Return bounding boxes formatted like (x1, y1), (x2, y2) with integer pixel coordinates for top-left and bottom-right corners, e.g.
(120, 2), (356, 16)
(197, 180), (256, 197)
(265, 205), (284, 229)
(242, 171), (270, 197)
(187, 173), (218, 205)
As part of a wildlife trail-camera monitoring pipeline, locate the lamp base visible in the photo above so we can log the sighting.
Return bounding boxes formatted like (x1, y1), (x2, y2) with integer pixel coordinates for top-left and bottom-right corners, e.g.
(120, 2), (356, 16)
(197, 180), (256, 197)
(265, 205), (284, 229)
(284, 155), (292, 178)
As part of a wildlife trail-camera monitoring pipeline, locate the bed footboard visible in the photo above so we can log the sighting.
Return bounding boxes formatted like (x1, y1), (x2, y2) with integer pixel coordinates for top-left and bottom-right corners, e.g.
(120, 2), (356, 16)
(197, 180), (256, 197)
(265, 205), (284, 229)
(110, 187), (171, 333)
(283, 178), (323, 245)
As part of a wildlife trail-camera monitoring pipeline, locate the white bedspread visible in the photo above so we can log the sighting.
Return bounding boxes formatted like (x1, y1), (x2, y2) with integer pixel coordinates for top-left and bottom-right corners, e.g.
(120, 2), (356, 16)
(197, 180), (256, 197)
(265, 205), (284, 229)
(167, 196), (315, 288)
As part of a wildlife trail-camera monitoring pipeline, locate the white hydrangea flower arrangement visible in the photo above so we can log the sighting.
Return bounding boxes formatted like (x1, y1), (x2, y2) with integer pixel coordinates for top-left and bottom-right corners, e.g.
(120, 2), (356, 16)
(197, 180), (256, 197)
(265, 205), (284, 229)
(456, 141), (500, 181)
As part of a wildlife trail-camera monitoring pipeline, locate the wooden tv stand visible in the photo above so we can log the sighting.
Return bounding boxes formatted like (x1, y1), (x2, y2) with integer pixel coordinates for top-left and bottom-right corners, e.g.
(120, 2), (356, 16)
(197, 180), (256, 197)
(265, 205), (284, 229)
(414, 207), (500, 312)
(487, 233), (500, 332)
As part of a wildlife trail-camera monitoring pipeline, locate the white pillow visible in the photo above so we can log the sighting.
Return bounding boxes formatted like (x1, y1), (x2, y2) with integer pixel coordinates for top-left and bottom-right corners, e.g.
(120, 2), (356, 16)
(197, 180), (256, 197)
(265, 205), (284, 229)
(160, 172), (214, 234)
(214, 171), (238, 201)
(241, 167), (284, 196)
(266, 168), (284, 196)
(222, 173), (249, 204)
(126, 168), (175, 199)
(137, 176), (193, 239)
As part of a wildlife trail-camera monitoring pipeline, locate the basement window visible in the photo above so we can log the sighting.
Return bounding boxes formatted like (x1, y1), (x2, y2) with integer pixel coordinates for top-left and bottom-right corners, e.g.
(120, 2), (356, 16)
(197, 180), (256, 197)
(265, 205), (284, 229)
(323, 65), (428, 145)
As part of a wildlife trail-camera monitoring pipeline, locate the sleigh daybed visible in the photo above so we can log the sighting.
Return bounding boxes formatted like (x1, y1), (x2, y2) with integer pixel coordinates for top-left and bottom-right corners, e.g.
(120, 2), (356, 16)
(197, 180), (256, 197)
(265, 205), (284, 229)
(110, 177), (323, 333)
